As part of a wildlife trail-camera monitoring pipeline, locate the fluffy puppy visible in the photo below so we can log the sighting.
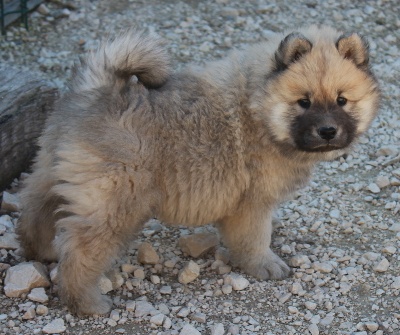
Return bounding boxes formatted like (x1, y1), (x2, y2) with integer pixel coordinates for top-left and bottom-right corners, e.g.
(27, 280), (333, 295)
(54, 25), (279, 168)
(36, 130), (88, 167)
(16, 26), (379, 315)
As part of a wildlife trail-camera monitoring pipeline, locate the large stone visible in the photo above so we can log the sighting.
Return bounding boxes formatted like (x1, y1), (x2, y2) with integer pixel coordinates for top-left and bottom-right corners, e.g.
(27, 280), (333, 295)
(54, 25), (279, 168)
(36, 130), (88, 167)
(150, 313), (165, 326)
(0, 215), (14, 229)
(373, 258), (390, 272)
(178, 261), (200, 284)
(366, 183), (380, 194)
(376, 145), (398, 157)
(389, 223), (400, 232)
(50, 266), (58, 284)
(289, 254), (311, 267)
(178, 233), (219, 258)
(4, 262), (50, 297)
(137, 242), (159, 265)
(392, 276), (400, 289)
(313, 262), (333, 273)
(22, 307), (36, 320)
(211, 323), (225, 335)
(98, 274), (113, 294)
(28, 287), (49, 303)
(135, 300), (156, 318)
(376, 175), (390, 188)
(224, 273), (249, 291)
(0, 233), (19, 250)
(179, 324), (201, 335)
(42, 318), (66, 334)
(1, 192), (21, 212)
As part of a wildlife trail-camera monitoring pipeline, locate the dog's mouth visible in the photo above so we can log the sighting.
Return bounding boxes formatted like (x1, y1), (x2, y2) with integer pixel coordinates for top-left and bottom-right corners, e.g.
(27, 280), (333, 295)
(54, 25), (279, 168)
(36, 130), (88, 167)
(301, 143), (345, 153)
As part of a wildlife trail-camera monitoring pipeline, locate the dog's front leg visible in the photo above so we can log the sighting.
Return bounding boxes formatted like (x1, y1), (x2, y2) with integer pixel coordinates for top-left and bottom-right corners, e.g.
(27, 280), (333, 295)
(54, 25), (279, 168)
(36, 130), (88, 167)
(218, 202), (290, 280)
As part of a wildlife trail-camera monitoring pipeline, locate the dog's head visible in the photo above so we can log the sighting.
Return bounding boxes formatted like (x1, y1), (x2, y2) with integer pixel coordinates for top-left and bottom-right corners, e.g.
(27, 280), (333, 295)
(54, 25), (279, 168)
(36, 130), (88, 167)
(262, 26), (380, 159)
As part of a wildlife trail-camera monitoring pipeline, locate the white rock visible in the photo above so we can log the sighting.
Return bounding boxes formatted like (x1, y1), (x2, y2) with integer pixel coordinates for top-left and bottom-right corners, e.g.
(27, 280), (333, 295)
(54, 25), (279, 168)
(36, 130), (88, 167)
(1, 192), (21, 212)
(211, 323), (225, 335)
(37, 3), (50, 15)
(134, 268), (145, 279)
(0, 233), (19, 249)
(126, 300), (135, 312)
(0, 215), (14, 229)
(191, 312), (206, 323)
(0, 224), (6, 234)
(150, 313), (165, 326)
(137, 242), (159, 265)
(382, 245), (396, 254)
(392, 169), (400, 179)
(23, 307), (36, 320)
(4, 262), (50, 297)
(362, 252), (380, 261)
(365, 322), (379, 331)
(308, 323), (319, 335)
(389, 223), (400, 232)
(109, 271), (124, 289)
(151, 275), (161, 284)
(366, 183), (380, 193)
(376, 176), (390, 188)
(177, 307), (190, 318)
(224, 273), (249, 291)
(329, 209), (341, 219)
(218, 264), (232, 275)
(220, 7), (239, 18)
(222, 284), (233, 294)
(42, 318), (66, 334)
(121, 263), (135, 273)
(215, 247), (230, 264)
(279, 292), (292, 303)
(179, 324), (201, 335)
(373, 258), (390, 272)
(305, 301), (317, 310)
(50, 266), (58, 284)
(178, 261), (200, 284)
(376, 145), (398, 157)
(228, 324), (240, 335)
(392, 276), (400, 289)
(160, 285), (172, 294)
(163, 317), (172, 329)
(291, 282), (304, 295)
(110, 310), (120, 321)
(36, 305), (49, 316)
(28, 287), (49, 303)
(135, 301), (155, 318)
(289, 254), (311, 267)
(281, 244), (292, 254)
(107, 319), (117, 327)
(313, 262), (333, 273)
(98, 275), (113, 294)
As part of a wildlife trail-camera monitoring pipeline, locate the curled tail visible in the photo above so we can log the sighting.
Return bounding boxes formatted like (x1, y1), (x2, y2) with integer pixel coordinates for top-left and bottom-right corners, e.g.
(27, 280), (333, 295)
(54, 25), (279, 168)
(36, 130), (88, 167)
(71, 30), (171, 92)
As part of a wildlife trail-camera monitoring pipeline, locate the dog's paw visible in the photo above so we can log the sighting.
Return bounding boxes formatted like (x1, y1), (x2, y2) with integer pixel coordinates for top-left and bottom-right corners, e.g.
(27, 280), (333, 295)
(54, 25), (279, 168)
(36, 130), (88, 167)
(67, 294), (113, 316)
(240, 249), (291, 280)
(82, 295), (113, 316)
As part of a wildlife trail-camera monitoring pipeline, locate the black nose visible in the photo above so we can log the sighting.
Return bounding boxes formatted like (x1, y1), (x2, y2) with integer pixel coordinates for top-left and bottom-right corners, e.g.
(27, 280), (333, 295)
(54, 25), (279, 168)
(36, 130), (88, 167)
(318, 126), (337, 140)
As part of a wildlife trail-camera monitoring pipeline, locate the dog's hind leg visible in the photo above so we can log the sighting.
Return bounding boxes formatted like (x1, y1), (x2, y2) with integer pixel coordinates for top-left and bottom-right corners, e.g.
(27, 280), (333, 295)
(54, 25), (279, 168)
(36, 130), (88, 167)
(53, 151), (157, 315)
(16, 150), (61, 262)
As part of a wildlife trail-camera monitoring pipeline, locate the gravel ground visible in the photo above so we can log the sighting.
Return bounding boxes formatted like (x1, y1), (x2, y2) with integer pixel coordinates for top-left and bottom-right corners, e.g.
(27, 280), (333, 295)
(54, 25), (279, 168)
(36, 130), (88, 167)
(1, 0), (400, 334)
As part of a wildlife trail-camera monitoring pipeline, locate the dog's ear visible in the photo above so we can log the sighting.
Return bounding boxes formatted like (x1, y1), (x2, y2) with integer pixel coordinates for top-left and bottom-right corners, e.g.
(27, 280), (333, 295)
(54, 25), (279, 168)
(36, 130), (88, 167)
(336, 33), (369, 68)
(275, 33), (312, 70)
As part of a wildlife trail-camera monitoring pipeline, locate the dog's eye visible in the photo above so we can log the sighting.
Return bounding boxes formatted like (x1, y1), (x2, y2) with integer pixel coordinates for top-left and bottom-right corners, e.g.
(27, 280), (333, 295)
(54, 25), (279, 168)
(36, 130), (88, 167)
(298, 99), (311, 109)
(337, 96), (347, 106)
